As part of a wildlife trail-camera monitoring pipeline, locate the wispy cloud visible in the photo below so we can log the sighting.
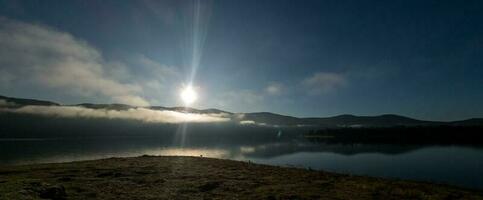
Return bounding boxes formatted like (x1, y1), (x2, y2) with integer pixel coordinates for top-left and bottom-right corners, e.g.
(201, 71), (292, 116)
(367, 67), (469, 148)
(302, 72), (347, 95)
(265, 82), (284, 96)
(0, 18), (151, 106)
(0, 105), (230, 123)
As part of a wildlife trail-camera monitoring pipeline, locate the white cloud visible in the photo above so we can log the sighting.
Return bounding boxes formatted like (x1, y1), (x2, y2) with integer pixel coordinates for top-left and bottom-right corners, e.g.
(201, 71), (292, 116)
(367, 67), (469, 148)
(133, 55), (183, 104)
(265, 82), (284, 96)
(302, 72), (347, 95)
(0, 105), (230, 123)
(0, 18), (149, 106)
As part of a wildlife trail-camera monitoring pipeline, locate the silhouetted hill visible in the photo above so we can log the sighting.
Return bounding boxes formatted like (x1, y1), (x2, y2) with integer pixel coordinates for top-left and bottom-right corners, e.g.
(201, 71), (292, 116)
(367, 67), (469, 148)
(235, 113), (440, 127)
(76, 103), (134, 110)
(239, 112), (300, 125)
(450, 118), (483, 126)
(303, 114), (434, 127)
(1, 95), (482, 127)
(0, 95), (59, 107)
(149, 106), (232, 114)
(200, 108), (233, 114)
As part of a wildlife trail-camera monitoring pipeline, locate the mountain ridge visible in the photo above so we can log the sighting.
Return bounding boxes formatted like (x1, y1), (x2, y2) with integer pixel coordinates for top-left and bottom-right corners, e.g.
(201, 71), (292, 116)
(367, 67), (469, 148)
(1, 95), (482, 127)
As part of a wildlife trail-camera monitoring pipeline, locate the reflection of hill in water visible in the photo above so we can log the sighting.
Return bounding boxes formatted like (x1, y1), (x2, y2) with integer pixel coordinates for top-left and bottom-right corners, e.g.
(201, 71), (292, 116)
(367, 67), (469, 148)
(1, 108), (483, 164)
(239, 143), (428, 158)
(3, 134), (483, 165)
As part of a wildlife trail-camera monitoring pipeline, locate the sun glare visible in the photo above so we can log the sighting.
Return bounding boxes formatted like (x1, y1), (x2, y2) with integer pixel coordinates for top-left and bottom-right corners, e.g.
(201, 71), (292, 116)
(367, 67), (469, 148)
(180, 86), (198, 105)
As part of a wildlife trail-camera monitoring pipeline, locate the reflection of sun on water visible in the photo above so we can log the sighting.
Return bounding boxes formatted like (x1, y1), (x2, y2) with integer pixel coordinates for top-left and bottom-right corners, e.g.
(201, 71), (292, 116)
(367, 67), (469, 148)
(144, 148), (228, 158)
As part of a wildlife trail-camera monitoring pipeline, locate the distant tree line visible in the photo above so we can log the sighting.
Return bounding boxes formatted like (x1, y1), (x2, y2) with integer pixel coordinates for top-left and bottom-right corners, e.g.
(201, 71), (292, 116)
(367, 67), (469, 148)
(305, 126), (483, 145)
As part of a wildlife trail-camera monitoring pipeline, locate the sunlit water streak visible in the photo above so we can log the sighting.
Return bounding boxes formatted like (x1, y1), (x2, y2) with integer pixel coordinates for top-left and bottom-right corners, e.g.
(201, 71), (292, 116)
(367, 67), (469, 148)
(174, 123), (189, 147)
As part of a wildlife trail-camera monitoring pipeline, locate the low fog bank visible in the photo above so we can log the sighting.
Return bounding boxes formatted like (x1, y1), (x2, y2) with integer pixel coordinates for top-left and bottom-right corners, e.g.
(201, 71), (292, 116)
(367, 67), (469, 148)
(0, 104), (230, 124)
(0, 102), (306, 139)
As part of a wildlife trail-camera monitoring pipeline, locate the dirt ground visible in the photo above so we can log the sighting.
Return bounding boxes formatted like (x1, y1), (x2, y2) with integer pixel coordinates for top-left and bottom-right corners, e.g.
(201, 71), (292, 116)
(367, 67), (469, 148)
(0, 156), (482, 200)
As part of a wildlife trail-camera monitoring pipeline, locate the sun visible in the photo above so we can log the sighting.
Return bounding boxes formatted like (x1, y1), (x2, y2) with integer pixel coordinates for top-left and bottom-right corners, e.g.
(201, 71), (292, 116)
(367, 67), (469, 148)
(180, 86), (198, 105)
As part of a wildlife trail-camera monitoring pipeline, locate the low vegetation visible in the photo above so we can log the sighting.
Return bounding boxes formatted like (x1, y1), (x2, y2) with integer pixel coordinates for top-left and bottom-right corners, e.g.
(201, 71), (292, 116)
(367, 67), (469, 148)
(0, 156), (482, 200)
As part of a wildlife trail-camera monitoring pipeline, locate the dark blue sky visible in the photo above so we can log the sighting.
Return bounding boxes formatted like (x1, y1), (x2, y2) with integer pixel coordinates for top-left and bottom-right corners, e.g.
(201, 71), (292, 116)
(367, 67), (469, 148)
(0, 0), (482, 121)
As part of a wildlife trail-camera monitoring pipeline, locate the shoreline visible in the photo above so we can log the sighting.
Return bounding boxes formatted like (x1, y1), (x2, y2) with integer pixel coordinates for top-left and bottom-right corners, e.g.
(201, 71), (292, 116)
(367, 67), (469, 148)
(0, 156), (482, 199)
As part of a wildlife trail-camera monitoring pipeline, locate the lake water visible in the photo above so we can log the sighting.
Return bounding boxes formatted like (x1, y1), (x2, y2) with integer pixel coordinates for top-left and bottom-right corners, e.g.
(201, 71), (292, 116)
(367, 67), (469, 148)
(1, 136), (483, 190)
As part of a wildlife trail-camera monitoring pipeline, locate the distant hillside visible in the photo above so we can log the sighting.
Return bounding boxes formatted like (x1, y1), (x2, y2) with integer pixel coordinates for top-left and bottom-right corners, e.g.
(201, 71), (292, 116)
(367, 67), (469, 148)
(305, 114), (436, 127)
(76, 103), (134, 110)
(0, 95), (59, 107)
(1, 95), (482, 127)
(240, 112), (300, 125)
(449, 118), (483, 126)
(237, 113), (437, 127)
(153, 107), (232, 114)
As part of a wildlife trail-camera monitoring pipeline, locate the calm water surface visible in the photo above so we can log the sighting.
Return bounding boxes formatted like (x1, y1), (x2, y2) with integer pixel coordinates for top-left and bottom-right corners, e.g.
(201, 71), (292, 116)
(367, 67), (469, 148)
(1, 137), (483, 190)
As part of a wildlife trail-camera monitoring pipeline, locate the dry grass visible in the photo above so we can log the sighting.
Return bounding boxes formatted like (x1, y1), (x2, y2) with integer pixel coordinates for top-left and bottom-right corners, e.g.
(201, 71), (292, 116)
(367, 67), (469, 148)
(0, 156), (482, 200)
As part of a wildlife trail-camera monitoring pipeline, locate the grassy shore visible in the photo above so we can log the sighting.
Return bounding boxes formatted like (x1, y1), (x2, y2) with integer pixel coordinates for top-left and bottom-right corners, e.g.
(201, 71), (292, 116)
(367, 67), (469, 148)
(0, 156), (482, 200)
